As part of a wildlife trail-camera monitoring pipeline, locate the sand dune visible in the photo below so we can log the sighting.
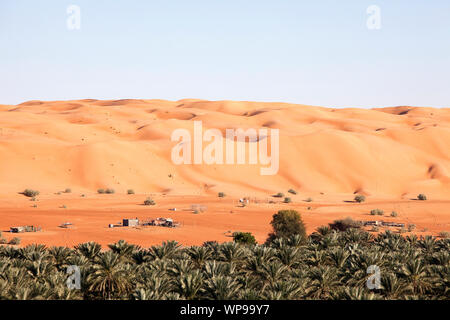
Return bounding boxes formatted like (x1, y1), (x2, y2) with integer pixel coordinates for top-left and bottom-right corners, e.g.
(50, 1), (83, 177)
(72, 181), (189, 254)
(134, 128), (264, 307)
(0, 99), (449, 246)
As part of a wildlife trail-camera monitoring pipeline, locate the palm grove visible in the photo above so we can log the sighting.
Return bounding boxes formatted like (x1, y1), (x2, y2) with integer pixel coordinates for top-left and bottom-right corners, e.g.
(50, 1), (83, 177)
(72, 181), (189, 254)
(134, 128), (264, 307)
(0, 210), (448, 300)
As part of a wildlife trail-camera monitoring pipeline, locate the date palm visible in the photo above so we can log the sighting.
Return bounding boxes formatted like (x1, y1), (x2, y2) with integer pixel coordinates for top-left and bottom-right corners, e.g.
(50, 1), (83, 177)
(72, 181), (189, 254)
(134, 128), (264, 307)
(87, 251), (132, 299)
(174, 270), (204, 299)
(75, 242), (102, 261)
(204, 276), (242, 300)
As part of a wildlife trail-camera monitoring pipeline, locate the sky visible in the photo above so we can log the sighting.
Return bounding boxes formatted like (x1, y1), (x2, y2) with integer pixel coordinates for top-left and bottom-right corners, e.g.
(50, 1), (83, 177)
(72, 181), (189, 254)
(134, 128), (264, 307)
(1, 0), (449, 108)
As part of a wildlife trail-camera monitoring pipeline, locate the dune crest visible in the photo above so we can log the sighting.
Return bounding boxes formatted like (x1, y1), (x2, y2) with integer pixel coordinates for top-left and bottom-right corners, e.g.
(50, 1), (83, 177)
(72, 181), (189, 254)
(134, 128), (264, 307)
(0, 99), (450, 198)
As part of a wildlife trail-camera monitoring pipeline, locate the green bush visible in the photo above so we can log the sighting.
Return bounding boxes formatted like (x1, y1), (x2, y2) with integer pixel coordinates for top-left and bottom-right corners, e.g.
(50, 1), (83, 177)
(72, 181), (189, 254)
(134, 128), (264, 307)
(329, 217), (362, 231)
(370, 209), (384, 216)
(22, 189), (40, 198)
(354, 195), (366, 203)
(266, 210), (306, 244)
(418, 194), (427, 201)
(9, 237), (21, 245)
(273, 192), (284, 198)
(233, 232), (256, 245)
(438, 231), (450, 239)
(143, 197), (155, 206)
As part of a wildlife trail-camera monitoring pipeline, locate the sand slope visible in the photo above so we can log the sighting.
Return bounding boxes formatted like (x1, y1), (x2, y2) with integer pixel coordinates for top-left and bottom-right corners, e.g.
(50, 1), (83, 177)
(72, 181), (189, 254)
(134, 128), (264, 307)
(0, 99), (449, 246)
(1, 99), (450, 197)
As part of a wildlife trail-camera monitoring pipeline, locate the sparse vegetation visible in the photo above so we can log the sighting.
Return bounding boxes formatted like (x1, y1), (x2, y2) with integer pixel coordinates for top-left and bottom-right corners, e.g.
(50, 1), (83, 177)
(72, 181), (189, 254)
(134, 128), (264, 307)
(218, 192), (226, 198)
(127, 189), (135, 195)
(273, 192), (284, 198)
(105, 188), (115, 194)
(266, 210), (306, 244)
(391, 211), (398, 217)
(64, 188), (72, 193)
(8, 237), (21, 245)
(329, 217), (362, 231)
(288, 189), (297, 195)
(232, 232), (256, 245)
(283, 197), (292, 203)
(0, 238), (7, 244)
(305, 197), (313, 202)
(143, 197), (156, 206)
(407, 224), (416, 232)
(22, 189), (39, 198)
(438, 231), (450, 238)
(97, 189), (105, 194)
(370, 209), (384, 216)
(354, 195), (366, 203)
(418, 194), (427, 201)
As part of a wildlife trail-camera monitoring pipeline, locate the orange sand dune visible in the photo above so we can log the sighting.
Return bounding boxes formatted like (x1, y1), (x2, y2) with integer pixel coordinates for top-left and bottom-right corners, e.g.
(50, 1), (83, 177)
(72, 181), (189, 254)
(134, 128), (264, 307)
(0, 99), (449, 247)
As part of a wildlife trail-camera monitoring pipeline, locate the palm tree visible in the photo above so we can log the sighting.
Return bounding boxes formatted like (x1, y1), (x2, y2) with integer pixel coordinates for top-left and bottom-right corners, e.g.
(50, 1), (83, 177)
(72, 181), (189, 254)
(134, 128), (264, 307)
(174, 270), (204, 299)
(187, 246), (212, 269)
(306, 266), (341, 299)
(87, 251), (132, 299)
(400, 259), (433, 295)
(204, 276), (242, 300)
(149, 240), (181, 260)
(75, 242), (102, 261)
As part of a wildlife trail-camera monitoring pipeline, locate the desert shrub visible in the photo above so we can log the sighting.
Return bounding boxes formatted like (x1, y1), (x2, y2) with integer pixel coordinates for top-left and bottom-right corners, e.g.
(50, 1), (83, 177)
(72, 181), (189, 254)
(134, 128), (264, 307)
(233, 232), (256, 245)
(391, 211), (398, 217)
(218, 192), (226, 198)
(371, 226), (379, 232)
(23, 189), (39, 198)
(370, 209), (384, 216)
(288, 189), (297, 195)
(127, 189), (135, 195)
(0, 238), (7, 244)
(30, 197), (36, 202)
(97, 189), (105, 194)
(354, 195), (366, 203)
(64, 188), (72, 193)
(329, 217), (362, 231)
(9, 237), (21, 245)
(399, 227), (407, 234)
(305, 197), (313, 202)
(438, 231), (450, 239)
(418, 194), (427, 201)
(283, 197), (292, 203)
(143, 197), (155, 206)
(105, 188), (115, 194)
(407, 224), (416, 232)
(61, 205), (67, 209)
(273, 192), (284, 198)
(265, 210), (306, 244)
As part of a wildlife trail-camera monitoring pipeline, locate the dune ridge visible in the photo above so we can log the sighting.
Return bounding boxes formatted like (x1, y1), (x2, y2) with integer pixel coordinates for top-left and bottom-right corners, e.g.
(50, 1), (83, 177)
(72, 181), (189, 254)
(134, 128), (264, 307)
(1, 99), (450, 198)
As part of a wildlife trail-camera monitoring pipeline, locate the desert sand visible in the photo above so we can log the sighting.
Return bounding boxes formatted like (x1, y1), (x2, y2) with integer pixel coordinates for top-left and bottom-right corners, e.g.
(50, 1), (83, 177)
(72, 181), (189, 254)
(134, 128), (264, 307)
(0, 99), (449, 247)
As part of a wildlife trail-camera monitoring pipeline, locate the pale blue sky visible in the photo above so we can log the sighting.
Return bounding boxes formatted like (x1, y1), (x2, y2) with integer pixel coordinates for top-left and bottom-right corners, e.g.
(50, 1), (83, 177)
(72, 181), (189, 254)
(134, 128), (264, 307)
(1, 0), (449, 107)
